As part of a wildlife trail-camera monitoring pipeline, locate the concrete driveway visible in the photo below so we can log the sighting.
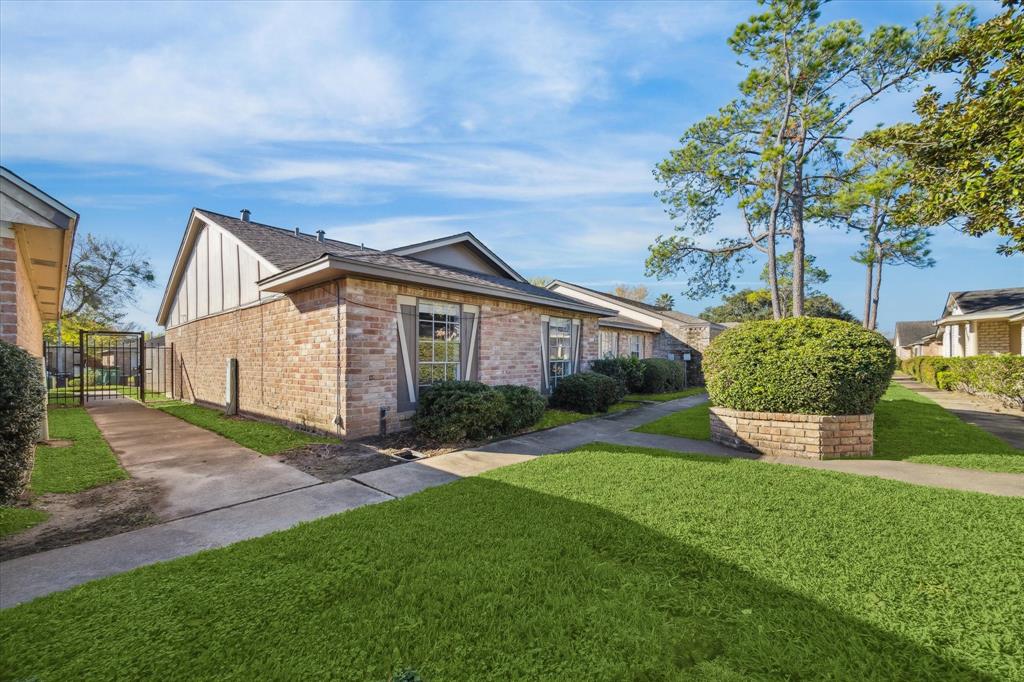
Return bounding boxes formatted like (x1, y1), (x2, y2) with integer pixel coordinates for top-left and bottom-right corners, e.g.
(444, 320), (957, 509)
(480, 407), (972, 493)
(87, 400), (319, 519)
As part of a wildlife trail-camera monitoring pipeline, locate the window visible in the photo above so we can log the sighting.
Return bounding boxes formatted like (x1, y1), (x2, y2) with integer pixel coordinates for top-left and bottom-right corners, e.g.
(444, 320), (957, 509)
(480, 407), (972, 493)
(599, 330), (617, 358)
(548, 317), (572, 386)
(628, 334), (643, 359)
(417, 301), (460, 388)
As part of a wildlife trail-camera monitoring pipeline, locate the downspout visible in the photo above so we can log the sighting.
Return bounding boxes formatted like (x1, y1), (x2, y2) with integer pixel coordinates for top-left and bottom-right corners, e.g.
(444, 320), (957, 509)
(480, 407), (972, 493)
(335, 281), (343, 436)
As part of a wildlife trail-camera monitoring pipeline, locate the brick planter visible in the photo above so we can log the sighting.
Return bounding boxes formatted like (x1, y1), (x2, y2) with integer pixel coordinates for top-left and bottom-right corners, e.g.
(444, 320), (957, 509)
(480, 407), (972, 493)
(709, 407), (873, 459)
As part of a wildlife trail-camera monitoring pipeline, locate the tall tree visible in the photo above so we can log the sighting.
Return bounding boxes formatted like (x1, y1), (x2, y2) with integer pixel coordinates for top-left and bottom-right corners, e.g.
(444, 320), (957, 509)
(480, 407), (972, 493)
(654, 293), (676, 310)
(867, 4), (1023, 254)
(832, 143), (934, 330)
(61, 234), (155, 330)
(527, 276), (553, 288)
(647, 0), (970, 317)
(612, 284), (649, 302)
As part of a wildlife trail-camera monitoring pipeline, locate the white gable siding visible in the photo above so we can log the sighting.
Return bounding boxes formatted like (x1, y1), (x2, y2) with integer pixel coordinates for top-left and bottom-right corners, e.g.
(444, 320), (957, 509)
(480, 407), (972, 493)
(411, 243), (507, 277)
(165, 219), (279, 328)
(549, 284), (663, 328)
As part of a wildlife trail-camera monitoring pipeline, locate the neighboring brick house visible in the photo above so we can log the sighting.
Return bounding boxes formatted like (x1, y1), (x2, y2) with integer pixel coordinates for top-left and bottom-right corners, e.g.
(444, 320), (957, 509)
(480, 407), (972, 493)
(156, 209), (614, 438)
(0, 167), (79, 440)
(545, 280), (724, 384)
(935, 288), (1024, 357)
(893, 320), (941, 360)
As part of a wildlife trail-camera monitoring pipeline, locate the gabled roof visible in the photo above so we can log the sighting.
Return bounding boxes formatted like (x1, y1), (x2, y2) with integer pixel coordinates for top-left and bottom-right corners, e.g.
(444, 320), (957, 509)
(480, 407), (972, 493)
(894, 321), (937, 347)
(387, 231), (525, 282)
(942, 288), (1024, 317)
(597, 315), (660, 333)
(547, 279), (721, 328)
(157, 209), (614, 325)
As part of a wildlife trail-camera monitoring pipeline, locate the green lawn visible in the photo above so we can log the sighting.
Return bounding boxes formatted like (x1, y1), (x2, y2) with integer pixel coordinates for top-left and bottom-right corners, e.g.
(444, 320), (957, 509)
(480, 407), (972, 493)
(31, 408), (128, 494)
(874, 383), (1024, 473)
(152, 401), (336, 455)
(633, 402), (710, 440)
(0, 507), (49, 538)
(2, 443), (1020, 680)
(632, 383), (1024, 473)
(624, 387), (705, 402)
(532, 402), (641, 431)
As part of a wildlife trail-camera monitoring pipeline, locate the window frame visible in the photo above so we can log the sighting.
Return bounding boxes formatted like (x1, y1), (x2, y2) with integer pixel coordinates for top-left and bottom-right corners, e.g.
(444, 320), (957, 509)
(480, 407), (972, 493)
(416, 300), (462, 390)
(628, 334), (643, 359)
(548, 317), (573, 387)
(599, 329), (617, 359)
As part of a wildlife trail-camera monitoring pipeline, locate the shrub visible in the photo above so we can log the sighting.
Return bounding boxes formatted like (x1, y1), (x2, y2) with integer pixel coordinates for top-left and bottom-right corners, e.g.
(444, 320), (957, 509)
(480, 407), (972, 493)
(638, 358), (686, 394)
(0, 341), (46, 504)
(590, 356), (644, 393)
(494, 384), (547, 432)
(938, 356), (1024, 409)
(413, 381), (507, 442)
(704, 318), (895, 415)
(550, 372), (624, 414)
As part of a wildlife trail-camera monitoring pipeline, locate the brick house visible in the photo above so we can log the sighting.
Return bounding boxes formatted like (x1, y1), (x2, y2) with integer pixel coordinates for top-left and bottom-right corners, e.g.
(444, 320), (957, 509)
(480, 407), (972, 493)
(936, 288), (1024, 357)
(892, 320), (941, 360)
(1, 167), (79, 439)
(156, 209), (614, 438)
(545, 280), (724, 384)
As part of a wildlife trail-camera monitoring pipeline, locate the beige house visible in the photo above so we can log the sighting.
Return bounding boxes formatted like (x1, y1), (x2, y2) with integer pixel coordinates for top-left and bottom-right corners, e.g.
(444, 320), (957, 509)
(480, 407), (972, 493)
(0, 167), (79, 439)
(936, 288), (1024, 357)
(893, 321), (941, 360)
(156, 209), (614, 438)
(545, 280), (724, 384)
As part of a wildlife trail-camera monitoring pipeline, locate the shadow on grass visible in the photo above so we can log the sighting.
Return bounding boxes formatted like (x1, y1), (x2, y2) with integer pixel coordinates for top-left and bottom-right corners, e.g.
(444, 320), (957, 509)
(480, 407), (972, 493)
(0, 474), (993, 680)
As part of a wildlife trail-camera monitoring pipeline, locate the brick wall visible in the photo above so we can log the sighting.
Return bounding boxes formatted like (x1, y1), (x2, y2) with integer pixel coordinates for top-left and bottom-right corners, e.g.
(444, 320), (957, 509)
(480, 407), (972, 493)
(0, 232), (43, 357)
(976, 320), (1010, 355)
(165, 276), (604, 439)
(709, 406), (874, 459)
(652, 320), (712, 385)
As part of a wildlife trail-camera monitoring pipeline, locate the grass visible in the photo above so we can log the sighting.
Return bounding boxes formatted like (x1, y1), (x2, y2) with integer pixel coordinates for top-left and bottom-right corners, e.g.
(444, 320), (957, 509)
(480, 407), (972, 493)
(624, 387), (705, 402)
(633, 401), (710, 440)
(152, 401), (336, 455)
(0, 507), (49, 538)
(31, 408), (127, 494)
(633, 383), (1024, 473)
(2, 443), (1020, 680)
(532, 402), (642, 431)
(873, 383), (1024, 473)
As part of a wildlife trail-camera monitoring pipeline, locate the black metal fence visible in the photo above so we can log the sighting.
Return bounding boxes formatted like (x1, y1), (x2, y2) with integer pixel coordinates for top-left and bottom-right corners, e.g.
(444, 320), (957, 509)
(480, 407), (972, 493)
(45, 331), (151, 406)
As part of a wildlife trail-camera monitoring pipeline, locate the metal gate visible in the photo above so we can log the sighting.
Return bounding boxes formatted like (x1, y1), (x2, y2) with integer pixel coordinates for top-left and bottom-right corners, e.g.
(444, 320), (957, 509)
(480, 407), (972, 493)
(44, 331), (145, 406)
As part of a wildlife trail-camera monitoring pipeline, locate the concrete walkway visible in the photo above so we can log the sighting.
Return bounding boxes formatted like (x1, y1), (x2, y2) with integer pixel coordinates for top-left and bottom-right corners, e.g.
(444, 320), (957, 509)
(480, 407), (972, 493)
(5, 391), (1023, 608)
(893, 375), (1024, 449)
(88, 400), (319, 519)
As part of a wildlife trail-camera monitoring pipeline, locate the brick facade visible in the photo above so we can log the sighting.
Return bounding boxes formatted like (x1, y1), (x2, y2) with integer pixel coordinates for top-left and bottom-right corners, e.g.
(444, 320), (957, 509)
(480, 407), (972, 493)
(0, 232), (43, 357)
(709, 406), (874, 459)
(599, 328), (657, 361)
(165, 276), (604, 439)
(976, 319), (1011, 355)
(652, 320), (715, 385)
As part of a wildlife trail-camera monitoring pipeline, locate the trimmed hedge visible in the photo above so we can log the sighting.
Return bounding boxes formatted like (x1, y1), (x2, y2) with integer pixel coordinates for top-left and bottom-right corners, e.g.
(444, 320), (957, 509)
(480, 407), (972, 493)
(413, 381), (549, 443)
(0, 341), (46, 504)
(902, 355), (1024, 409)
(704, 318), (895, 415)
(638, 358), (686, 394)
(590, 357), (645, 393)
(550, 372), (625, 414)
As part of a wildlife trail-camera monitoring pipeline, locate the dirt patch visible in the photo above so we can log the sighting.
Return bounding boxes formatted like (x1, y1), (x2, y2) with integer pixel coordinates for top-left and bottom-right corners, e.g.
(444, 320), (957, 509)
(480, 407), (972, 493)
(274, 443), (402, 482)
(43, 439), (74, 448)
(0, 479), (163, 561)
(360, 430), (466, 458)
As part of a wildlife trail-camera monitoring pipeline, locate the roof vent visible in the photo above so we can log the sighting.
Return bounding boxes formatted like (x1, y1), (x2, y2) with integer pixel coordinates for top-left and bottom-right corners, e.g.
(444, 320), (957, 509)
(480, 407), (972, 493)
(240, 209), (251, 222)
(294, 227), (301, 237)
(316, 230), (325, 243)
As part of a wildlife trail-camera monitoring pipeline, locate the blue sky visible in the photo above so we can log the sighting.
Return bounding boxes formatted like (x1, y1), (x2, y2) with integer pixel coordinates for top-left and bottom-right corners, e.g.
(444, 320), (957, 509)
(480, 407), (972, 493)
(1, 0), (1016, 334)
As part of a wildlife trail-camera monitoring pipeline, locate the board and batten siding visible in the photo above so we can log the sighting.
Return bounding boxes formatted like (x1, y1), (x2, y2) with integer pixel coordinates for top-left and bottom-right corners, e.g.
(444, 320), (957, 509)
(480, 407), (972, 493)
(166, 221), (279, 327)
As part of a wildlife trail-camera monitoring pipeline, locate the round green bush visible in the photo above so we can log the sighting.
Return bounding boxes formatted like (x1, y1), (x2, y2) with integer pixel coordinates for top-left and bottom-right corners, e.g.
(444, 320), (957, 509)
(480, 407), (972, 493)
(638, 358), (686, 394)
(589, 357), (644, 393)
(550, 372), (624, 414)
(413, 381), (507, 442)
(704, 318), (895, 415)
(0, 340), (46, 504)
(494, 385), (546, 432)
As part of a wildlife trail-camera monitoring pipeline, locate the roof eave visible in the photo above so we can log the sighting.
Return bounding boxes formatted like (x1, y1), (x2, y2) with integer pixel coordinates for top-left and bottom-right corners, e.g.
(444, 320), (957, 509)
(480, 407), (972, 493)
(259, 256), (616, 317)
(936, 308), (1024, 325)
(387, 232), (526, 283)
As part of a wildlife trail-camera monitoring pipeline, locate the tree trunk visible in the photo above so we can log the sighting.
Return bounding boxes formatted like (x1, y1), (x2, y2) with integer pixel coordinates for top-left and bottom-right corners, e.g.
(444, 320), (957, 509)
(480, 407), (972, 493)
(790, 167), (805, 317)
(870, 242), (883, 331)
(863, 259), (874, 328)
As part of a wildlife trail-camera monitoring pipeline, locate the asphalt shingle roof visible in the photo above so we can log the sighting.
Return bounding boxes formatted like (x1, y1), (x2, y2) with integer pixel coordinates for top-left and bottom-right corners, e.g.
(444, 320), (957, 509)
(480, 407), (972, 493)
(948, 288), (1024, 315)
(894, 320), (937, 346)
(198, 209), (604, 311)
